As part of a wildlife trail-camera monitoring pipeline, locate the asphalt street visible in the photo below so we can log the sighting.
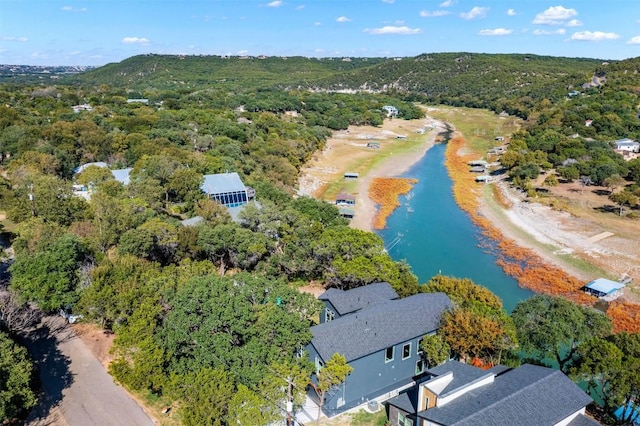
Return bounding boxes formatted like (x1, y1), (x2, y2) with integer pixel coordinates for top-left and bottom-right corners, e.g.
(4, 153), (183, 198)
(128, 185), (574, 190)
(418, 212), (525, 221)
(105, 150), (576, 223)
(23, 316), (155, 426)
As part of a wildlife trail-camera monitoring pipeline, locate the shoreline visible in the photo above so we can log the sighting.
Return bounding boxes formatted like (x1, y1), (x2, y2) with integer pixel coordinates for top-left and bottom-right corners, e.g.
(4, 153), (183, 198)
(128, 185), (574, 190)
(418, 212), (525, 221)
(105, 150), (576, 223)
(348, 119), (447, 232)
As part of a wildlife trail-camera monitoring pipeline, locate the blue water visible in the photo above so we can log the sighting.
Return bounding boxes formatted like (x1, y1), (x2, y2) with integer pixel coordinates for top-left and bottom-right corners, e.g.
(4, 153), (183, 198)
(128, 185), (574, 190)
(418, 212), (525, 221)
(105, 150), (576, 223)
(377, 142), (532, 312)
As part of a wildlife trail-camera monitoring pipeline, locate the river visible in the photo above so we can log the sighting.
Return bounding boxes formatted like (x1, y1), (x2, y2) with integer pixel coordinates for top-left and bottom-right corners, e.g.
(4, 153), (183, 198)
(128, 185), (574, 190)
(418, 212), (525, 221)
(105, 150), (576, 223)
(377, 141), (532, 312)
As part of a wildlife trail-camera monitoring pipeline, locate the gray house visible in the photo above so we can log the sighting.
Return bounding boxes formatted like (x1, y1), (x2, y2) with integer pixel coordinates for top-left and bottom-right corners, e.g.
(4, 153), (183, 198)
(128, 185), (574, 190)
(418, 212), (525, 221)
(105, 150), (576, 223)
(307, 284), (452, 417)
(200, 172), (251, 207)
(387, 360), (599, 426)
(318, 282), (399, 323)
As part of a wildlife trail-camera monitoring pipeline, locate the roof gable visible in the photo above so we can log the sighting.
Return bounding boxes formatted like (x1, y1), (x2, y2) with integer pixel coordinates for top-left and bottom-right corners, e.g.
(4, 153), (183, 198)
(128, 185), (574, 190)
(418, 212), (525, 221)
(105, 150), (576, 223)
(425, 360), (493, 398)
(318, 282), (398, 316)
(311, 292), (452, 362)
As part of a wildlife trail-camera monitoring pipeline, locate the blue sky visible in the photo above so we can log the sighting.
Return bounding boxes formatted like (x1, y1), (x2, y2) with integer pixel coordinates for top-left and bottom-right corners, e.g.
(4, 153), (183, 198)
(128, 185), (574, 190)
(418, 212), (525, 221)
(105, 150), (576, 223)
(1, 0), (640, 66)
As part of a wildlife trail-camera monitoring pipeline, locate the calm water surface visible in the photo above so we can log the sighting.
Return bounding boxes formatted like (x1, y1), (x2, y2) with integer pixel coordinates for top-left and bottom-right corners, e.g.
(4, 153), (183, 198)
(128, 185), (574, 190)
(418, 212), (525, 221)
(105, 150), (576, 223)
(377, 142), (532, 312)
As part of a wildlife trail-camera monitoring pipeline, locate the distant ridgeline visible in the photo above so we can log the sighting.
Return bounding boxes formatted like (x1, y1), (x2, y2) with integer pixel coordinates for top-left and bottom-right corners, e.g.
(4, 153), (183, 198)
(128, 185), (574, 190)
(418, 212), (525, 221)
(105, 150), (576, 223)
(59, 53), (600, 97)
(0, 64), (94, 84)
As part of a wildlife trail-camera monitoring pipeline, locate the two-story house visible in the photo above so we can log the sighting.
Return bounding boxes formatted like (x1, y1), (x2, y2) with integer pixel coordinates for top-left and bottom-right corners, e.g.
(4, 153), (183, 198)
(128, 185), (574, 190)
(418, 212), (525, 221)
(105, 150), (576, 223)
(306, 283), (452, 417)
(387, 360), (599, 426)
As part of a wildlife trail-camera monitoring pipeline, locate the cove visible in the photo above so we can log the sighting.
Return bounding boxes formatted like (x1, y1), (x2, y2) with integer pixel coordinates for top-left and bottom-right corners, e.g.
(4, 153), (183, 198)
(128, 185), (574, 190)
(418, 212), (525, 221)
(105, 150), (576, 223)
(377, 142), (532, 312)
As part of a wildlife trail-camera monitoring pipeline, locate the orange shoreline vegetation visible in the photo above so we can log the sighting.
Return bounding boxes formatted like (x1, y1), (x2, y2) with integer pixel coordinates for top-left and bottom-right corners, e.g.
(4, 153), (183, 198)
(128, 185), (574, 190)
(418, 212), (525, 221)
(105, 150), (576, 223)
(369, 177), (418, 230)
(444, 134), (640, 333)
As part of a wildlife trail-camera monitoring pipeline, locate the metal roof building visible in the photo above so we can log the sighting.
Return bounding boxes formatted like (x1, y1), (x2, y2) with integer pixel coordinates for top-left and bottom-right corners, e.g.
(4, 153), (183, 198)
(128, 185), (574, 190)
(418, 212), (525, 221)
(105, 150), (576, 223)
(583, 278), (626, 300)
(200, 172), (249, 207)
(110, 168), (132, 185)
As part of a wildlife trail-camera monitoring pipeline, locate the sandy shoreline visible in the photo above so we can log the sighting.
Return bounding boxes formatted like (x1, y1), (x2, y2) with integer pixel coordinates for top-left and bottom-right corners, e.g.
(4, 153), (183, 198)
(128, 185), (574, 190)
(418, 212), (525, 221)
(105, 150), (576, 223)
(298, 113), (640, 299)
(348, 119), (447, 232)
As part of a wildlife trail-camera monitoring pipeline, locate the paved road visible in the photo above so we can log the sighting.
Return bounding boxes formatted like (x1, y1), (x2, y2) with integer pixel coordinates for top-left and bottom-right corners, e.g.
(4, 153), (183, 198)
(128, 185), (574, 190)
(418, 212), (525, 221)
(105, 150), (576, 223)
(23, 316), (155, 426)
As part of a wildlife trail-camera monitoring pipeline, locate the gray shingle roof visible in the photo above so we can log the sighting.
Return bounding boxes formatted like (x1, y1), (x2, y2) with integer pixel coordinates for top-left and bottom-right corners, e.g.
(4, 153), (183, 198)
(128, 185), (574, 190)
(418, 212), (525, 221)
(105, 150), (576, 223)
(201, 172), (246, 195)
(311, 292), (452, 362)
(567, 414), (602, 426)
(419, 364), (593, 426)
(318, 282), (398, 316)
(425, 361), (493, 398)
(387, 392), (416, 413)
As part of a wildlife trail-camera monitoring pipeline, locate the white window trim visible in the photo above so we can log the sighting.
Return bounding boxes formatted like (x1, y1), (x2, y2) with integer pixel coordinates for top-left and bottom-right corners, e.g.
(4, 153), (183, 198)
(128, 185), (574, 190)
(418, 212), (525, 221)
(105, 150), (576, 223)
(385, 346), (394, 363)
(416, 359), (425, 375)
(402, 342), (412, 360)
(324, 308), (335, 322)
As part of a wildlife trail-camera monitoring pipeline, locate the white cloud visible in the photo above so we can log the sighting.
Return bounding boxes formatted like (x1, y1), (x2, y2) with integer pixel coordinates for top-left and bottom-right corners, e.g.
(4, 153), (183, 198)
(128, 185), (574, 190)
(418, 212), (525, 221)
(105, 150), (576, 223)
(460, 6), (489, 20)
(295, 5), (304, 10)
(336, 16), (351, 23)
(1, 36), (29, 42)
(479, 28), (512, 36)
(533, 28), (566, 35)
(440, 0), (456, 7)
(382, 0), (395, 3)
(364, 25), (422, 35)
(533, 6), (577, 25)
(570, 31), (619, 41)
(507, 8), (517, 16)
(628, 36), (640, 45)
(420, 10), (450, 17)
(266, 1), (283, 7)
(121, 37), (150, 45)
(566, 19), (582, 27)
(314, 21), (321, 26)
(62, 6), (87, 12)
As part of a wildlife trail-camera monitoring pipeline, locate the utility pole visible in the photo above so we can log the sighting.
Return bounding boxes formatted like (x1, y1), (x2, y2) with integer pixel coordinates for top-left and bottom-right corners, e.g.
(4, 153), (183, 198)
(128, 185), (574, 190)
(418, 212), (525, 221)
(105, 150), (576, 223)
(286, 377), (293, 426)
(29, 183), (37, 217)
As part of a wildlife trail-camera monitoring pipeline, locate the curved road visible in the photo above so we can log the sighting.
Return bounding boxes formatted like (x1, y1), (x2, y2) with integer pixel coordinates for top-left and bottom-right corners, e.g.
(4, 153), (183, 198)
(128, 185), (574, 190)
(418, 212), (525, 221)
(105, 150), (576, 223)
(24, 316), (155, 426)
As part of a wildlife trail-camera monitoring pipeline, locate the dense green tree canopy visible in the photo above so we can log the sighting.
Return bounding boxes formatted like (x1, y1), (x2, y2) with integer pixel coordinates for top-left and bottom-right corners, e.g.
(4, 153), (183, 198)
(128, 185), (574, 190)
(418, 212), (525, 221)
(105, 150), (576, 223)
(511, 295), (612, 373)
(9, 233), (86, 312)
(0, 331), (38, 422)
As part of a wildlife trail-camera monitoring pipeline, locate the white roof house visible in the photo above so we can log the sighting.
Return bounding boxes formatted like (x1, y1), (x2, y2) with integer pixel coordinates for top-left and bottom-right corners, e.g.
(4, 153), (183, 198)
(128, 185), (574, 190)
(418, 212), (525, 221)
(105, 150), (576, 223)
(382, 105), (398, 117)
(74, 162), (108, 174)
(200, 172), (249, 207)
(110, 168), (132, 185)
(614, 138), (640, 152)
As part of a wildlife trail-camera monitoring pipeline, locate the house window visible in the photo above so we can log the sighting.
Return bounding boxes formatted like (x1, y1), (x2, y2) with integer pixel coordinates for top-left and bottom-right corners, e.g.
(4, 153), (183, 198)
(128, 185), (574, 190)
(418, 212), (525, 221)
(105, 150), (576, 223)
(385, 346), (394, 363)
(324, 308), (335, 322)
(315, 357), (324, 373)
(402, 343), (411, 360)
(417, 337), (424, 355)
(398, 413), (413, 426)
(416, 359), (425, 375)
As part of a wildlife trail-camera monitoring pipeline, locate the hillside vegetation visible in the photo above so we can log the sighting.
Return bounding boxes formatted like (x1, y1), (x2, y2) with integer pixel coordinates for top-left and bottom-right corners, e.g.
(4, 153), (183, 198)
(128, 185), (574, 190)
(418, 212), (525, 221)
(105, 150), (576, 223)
(65, 54), (389, 91)
(2, 52), (640, 425)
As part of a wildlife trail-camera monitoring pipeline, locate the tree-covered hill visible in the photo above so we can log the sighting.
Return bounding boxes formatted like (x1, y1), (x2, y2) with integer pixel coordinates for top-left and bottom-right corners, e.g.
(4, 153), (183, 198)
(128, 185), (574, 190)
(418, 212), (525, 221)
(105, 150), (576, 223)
(497, 55), (640, 196)
(66, 52), (606, 119)
(315, 53), (604, 118)
(65, 54), (390, 91)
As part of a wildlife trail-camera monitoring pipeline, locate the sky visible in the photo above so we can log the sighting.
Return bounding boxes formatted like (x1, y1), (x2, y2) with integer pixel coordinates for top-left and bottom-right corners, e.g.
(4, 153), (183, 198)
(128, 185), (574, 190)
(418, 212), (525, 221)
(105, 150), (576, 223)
(1, 0), (640, 66)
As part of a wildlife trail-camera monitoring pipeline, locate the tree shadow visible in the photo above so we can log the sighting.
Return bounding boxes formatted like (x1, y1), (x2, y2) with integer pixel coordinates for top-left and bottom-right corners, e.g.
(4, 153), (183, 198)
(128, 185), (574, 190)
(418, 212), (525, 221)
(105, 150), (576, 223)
(592, 189), (610, 196)
(594, 204), (617, 214)
(19, 319), (74, 425)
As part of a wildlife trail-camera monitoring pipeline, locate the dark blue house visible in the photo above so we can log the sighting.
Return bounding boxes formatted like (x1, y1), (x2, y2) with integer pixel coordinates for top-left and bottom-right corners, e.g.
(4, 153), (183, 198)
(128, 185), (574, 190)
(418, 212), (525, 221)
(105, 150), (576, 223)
(306, 283), (452, 417)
